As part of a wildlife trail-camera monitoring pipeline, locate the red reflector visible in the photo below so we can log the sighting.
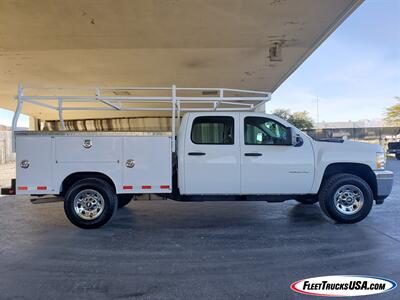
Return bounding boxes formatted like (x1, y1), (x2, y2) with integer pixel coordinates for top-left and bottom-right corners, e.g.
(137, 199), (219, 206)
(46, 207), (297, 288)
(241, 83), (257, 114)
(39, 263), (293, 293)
(160, 185), (170, 189)
(37, 186), (47, 190)
(18, 186), (28, 190)
(141, 185), (151, 189)
(123, 185), (133, 190)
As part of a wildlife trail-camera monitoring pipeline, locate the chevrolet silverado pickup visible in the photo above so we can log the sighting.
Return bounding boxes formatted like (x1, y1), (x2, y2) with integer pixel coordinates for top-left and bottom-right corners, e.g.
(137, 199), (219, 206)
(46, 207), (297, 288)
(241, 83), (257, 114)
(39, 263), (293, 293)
(2, 85), (394, 228)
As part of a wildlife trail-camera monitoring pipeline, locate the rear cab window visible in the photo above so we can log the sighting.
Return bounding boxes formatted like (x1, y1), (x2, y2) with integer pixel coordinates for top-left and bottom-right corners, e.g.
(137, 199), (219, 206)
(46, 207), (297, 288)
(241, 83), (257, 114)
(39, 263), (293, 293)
(191, 116), (234, 145)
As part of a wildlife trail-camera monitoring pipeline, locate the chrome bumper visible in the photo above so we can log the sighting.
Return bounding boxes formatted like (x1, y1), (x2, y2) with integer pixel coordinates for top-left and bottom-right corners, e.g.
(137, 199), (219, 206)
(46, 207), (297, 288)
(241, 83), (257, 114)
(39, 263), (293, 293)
(374, 170), (394, 202)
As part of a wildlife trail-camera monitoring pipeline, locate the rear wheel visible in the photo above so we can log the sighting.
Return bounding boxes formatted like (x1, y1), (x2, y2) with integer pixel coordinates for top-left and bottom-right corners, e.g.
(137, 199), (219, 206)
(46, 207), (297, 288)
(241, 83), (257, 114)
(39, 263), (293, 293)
(117, 194), (133, 208)
(318, 174), (373, 223)
(396, 153), (400, 160)
(64, 178), (117, 229)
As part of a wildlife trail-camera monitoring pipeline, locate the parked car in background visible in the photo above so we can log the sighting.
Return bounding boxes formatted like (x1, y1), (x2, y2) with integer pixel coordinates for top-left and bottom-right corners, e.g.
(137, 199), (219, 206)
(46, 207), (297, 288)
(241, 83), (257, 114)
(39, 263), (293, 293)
(387, 141), (400, 160)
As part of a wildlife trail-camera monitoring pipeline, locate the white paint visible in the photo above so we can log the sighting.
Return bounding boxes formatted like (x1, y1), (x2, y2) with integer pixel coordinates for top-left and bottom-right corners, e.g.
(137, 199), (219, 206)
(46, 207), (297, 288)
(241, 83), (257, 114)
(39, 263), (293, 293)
(239, 113), (314, 194)
(122, 136), (171, 193)
(15, 133), (171, 194)
(15, 111), (384, 197)
(183, 113), (241, 195)
(16, 135), (53, 193)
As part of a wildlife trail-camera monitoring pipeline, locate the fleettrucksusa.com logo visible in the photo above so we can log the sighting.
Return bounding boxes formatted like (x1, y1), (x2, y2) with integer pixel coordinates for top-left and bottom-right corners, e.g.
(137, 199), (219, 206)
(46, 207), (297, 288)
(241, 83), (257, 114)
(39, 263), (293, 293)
(290, 275), (397, 297)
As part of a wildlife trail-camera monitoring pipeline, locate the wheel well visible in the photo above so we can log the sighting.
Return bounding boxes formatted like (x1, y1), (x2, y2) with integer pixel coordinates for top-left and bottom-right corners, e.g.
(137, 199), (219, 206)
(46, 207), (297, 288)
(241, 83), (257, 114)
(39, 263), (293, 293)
(60, 172), (116, 195)
(321, 163), (377, 198)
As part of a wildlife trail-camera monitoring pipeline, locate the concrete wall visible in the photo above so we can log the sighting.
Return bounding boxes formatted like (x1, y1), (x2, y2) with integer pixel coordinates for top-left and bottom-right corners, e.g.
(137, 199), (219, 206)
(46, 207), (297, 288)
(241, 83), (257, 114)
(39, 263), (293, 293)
(0, 130), (15, 164)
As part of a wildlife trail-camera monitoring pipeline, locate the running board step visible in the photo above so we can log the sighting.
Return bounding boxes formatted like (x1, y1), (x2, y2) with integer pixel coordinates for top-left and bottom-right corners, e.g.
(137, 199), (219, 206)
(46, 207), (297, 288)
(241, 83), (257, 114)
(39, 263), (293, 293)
(30, 197), (63, 204)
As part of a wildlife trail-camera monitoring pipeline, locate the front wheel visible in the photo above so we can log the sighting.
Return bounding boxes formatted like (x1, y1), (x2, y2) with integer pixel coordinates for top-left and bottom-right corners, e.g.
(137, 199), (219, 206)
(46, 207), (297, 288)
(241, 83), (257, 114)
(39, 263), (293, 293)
(318, 174), (373, 224)
(396, 153), (400, 160)
(64, 178), (117, 229)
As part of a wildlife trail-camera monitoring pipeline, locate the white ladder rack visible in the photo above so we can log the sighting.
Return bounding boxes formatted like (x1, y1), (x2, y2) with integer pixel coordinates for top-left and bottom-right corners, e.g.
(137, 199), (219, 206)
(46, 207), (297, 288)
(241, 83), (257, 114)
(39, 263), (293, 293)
(12, 84), (271, 152)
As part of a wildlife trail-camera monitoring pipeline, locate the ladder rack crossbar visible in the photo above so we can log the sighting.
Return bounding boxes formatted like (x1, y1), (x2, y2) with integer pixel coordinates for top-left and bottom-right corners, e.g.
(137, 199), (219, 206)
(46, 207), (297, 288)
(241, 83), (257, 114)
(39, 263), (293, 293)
(20, 96), (268, 102)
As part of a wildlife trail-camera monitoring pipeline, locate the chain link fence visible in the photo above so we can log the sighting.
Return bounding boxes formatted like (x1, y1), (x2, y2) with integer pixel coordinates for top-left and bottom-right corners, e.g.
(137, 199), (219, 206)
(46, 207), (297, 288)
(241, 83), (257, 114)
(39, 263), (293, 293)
(305, 127), (400, 150)
(1, 125), (400, 164)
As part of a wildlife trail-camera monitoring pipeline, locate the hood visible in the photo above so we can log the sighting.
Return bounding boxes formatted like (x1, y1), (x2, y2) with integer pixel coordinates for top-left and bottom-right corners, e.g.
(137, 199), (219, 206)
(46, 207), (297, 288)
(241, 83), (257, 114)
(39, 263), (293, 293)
(314, 138), (382, 152)
(312, 139), (383, 171)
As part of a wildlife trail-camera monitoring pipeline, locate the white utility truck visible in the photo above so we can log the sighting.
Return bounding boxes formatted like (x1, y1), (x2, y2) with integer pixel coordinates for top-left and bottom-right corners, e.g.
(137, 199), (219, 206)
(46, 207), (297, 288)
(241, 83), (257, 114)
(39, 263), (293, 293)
(2, 85), (394, 228)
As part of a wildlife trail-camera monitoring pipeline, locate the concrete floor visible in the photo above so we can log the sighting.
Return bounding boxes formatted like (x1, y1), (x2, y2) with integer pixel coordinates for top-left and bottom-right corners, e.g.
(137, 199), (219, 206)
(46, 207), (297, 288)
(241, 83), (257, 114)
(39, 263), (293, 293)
(0, 160), (399, 300)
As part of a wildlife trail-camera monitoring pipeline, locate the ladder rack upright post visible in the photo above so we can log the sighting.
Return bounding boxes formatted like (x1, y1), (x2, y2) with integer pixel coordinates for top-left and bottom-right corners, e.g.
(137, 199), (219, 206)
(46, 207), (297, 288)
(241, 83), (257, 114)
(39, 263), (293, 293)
(171, 85), (177, 153)
(12, 83), (24, 151)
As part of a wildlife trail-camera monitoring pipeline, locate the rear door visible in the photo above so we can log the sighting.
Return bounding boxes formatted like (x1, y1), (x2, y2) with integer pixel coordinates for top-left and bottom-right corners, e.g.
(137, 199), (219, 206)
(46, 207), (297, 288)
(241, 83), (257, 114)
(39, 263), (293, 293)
(240, 114), (314, 194)
(184, 114), (240, 194)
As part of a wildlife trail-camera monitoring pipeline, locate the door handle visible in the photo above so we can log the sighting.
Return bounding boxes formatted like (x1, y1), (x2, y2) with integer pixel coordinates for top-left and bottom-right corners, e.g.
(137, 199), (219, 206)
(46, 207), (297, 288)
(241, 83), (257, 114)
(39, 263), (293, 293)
(244, 152), (262, 157)
(188, 152), (206, 156)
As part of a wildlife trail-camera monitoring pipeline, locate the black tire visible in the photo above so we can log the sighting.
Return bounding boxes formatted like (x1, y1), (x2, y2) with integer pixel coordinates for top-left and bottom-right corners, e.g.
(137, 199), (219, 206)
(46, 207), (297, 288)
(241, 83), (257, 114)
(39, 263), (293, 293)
(396, 154), (400, 160)
(64, 178), (117, 229)
(318, 173), (373, 224)
(117, 194), (133, 208)
(295, 195), (318, 205)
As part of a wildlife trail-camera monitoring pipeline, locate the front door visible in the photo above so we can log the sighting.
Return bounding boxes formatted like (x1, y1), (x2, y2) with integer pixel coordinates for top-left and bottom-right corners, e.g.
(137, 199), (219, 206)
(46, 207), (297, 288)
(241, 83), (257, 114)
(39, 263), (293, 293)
(184, 114), (240, 194)
(240, 115), (314, 194)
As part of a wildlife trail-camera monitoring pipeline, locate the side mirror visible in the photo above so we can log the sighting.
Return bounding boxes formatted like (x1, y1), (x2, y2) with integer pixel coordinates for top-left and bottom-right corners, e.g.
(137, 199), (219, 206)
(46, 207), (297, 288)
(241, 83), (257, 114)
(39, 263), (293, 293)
(290, 128), (303, 147)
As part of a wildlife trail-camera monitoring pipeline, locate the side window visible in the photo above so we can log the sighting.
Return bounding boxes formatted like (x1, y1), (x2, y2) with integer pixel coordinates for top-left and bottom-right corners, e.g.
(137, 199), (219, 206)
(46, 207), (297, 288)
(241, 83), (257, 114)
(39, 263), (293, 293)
(245, 117), (291, 145)
(191, 116), (234, 145)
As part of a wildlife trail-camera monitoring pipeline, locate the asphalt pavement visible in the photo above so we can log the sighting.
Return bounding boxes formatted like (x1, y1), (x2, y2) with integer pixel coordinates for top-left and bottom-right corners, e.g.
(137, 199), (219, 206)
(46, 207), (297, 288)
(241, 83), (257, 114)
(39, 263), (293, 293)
(0, 160), (399, 299)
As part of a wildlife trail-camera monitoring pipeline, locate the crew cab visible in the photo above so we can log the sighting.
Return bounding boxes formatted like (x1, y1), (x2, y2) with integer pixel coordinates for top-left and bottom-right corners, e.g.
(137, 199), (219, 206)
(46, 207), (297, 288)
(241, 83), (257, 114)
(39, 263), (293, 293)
(3, 85), (394, 228)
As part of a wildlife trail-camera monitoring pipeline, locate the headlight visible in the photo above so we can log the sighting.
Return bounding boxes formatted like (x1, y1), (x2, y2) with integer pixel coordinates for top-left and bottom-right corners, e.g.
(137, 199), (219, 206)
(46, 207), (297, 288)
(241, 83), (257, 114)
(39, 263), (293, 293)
(376, 152), (386, 170)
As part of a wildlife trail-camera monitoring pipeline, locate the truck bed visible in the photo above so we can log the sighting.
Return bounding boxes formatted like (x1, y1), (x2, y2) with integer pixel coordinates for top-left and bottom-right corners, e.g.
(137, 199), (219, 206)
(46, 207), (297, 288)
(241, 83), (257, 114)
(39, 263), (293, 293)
(15, 131), (172, 195)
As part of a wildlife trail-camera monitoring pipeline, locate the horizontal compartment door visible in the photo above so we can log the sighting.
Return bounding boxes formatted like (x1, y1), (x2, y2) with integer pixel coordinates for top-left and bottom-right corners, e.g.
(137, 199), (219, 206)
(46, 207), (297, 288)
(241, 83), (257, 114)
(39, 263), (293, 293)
(55, 136), (122, 163)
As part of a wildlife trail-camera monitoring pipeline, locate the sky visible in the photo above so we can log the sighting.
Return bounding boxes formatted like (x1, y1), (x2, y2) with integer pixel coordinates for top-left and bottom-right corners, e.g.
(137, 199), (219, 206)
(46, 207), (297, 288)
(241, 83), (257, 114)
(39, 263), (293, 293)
(268, 0), (400, 123)
(0, 107), (28, 128)
(0, 0), (399, 127)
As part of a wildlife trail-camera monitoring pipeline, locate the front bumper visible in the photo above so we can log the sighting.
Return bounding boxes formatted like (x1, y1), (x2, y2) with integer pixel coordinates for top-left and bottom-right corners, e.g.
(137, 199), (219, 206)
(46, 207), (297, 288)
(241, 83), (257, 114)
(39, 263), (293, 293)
(374, 170), (394, 203)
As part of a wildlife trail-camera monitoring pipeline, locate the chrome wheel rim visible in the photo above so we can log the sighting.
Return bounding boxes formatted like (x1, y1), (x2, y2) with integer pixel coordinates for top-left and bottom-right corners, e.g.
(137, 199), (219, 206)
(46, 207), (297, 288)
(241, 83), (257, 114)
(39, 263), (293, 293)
(73, 189), (105, 220)
(334, 184), (364, 215)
